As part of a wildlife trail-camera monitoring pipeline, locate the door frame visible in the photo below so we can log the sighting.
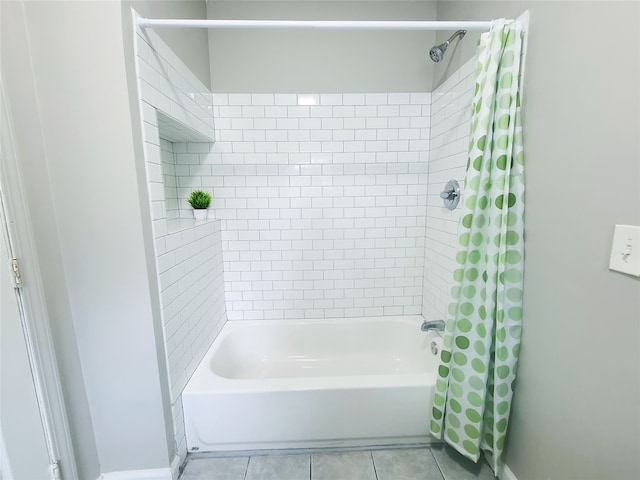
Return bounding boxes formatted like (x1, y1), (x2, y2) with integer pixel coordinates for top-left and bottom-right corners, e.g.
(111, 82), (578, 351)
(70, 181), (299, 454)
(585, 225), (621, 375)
(0, 78), (78, 480)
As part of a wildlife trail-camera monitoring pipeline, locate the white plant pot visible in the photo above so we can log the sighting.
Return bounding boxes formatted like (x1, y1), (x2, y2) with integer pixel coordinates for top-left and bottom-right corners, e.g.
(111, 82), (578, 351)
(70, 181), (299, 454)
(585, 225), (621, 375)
(193, 209), (208, 221)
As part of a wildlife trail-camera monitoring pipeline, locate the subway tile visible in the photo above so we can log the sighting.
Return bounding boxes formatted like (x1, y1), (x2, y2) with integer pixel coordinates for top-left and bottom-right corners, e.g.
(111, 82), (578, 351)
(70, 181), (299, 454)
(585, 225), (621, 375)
(218, 105), (242, 118)
(378, 105), (400, 117)
(228, 93), (251, 105)
(274, 93), (297, 105)
(333, 105), (354, 117)
(400, 104), (422, 116)
(310, 106), (333, 118)
(366, 117), (387, 129)
(265, 130), (288, 142)
(212, 93), (228, 106)
(231, 118), (254, 130)
(142, 48), (454, 328)
(320, 93), (342, 105)
(321, 142), (343, 153)
(365, 93), (387, 105)
(242, 106), (265, 118)
(377, 129), (399, 141)
(265, 105), (288, 117)
(355, 130), (376, 141)
(344, 117), (366, 129)
(276, 118), (298, 129)
(388, 140), (410, 151)
(321, 117), (344, 129)
(288, 106), (311, 117)
(388, 93), (411, 104)
(342, 93), (365, 105)
(388, 117), (411, 129)
(297, 94), (319, 106)
(355, 106), (376, 117)
(311, 130), (332, 142)
(298, 141), (320, 153)
(410, 92), (431, 104)
(300, 118), (322, 129)
(251, 93), (274, 105)
(289, 130), (311, 142)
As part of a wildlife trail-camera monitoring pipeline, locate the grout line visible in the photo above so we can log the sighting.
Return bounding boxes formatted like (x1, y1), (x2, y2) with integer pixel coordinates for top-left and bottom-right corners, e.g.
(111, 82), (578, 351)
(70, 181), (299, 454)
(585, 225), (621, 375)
(429, 447), (447, 480)
(370, 450), (379, 480)
(243, 456), (251, 480)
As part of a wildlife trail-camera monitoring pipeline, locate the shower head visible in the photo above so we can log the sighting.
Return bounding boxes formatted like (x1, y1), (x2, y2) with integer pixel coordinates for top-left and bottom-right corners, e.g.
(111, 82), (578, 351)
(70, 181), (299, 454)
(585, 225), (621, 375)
(429, 30), (467, 63)
(429, 44), (447, 63)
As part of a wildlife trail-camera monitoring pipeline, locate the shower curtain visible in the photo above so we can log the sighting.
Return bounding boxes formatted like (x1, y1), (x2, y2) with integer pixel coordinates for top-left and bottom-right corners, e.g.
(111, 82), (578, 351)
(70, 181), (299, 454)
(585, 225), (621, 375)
(429, 19), (525, 474)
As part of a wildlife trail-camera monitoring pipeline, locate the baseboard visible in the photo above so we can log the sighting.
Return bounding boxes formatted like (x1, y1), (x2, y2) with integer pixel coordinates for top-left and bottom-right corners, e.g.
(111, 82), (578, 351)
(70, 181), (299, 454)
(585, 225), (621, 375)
(500, 463), (518, 480)
(98, 467), (172, 480)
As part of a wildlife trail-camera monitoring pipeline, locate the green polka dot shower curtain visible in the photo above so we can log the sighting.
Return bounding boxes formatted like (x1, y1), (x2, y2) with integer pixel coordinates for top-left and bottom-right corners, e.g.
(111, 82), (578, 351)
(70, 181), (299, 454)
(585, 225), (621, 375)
(429, 19), (525, 473)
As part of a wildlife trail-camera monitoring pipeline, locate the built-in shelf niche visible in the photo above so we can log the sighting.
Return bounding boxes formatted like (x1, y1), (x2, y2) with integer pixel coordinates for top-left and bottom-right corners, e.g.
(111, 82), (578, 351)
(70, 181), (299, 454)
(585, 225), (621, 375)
(157, 111), (214, 233)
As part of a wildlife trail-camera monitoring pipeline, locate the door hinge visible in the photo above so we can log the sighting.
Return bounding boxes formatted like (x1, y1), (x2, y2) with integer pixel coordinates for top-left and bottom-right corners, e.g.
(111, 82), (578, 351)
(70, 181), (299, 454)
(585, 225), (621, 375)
(49, 460), (62, 480)
(11, 258), (22, 288)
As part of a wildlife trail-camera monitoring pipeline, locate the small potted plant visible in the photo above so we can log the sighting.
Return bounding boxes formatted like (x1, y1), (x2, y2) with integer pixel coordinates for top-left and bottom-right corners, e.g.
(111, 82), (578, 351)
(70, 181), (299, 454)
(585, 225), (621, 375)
(187, 190), (211, 221)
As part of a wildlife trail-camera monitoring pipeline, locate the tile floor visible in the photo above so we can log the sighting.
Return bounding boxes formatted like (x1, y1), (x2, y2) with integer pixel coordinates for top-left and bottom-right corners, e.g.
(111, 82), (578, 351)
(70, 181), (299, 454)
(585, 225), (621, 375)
(179, 445), (496, 480)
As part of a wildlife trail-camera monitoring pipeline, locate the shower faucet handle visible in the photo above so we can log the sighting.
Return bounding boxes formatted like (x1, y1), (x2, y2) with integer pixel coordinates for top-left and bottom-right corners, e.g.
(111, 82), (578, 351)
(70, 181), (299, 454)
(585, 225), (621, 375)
(440, 189), (457, 199)
(440, 179), (461, 211)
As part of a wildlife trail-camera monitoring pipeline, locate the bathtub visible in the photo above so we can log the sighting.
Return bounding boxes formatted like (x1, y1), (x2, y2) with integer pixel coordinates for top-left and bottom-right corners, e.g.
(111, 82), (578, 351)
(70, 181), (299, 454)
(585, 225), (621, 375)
(183, 315), (442, 452)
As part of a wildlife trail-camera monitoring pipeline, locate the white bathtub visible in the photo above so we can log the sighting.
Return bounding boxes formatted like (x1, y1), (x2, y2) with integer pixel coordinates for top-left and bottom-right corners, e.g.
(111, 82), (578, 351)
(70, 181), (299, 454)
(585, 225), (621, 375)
(183, 315), (442, 452)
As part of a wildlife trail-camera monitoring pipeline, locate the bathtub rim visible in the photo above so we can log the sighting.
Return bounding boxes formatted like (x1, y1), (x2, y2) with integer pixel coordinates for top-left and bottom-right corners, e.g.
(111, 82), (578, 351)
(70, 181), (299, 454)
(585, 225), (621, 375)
(183, 314), (439, 395)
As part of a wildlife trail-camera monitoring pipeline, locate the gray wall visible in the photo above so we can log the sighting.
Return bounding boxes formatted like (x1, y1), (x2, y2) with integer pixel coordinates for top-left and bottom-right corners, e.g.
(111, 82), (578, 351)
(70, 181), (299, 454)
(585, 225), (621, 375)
(0, 0), (211, 476)
(0, 0), (207, 475)
(207, 1), (437, 92)
(0, 2), (102, 478)
(10, 0), (171, 473)
(436, 2), (640, 479)
(127, 0), (210, 87)
(433, 1), (523, 88)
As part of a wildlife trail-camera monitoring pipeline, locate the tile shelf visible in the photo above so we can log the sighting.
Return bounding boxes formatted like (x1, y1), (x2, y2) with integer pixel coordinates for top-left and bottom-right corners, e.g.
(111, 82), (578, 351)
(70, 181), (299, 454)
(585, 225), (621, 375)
(167, 217), (219, 234)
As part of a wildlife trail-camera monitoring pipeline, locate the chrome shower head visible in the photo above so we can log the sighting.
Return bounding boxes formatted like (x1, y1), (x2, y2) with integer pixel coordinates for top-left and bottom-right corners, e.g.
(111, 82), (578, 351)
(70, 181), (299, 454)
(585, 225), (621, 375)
(429, 30), (467, 63)
(429, 44), (447, 63)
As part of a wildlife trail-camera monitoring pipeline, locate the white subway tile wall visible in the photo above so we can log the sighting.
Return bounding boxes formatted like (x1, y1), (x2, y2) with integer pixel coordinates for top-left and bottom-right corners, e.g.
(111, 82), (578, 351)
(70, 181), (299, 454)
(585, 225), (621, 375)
(422, 58), (476, 321)
(135, 15), (476, 461)
(172, 398), (186, 461)
(157, 221), (226, 401)
(134, 26), (226, 464)
(135, 26), (214, 142)
(171, 92), (431, 320)
(160, 138), (181, 220)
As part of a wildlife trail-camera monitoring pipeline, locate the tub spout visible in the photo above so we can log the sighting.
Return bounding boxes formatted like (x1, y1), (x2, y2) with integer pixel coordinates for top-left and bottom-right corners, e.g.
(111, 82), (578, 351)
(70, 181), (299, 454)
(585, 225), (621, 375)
(421, 320), (445, 332)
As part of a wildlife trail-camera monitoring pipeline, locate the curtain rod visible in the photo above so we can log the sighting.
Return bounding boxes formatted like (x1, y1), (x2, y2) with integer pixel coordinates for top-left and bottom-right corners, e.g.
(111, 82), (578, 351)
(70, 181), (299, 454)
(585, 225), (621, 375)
(136, 18), (494, 31)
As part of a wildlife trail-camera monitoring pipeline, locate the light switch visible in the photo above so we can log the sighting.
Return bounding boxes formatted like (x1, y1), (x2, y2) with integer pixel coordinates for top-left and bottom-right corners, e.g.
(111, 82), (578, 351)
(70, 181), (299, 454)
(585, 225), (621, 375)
(609, 225), (640, 277)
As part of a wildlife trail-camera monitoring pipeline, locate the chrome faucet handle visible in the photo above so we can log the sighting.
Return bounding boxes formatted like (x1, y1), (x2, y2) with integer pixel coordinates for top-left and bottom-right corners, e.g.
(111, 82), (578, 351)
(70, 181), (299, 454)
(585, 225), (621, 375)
(440, 189), (456, 199)
(440, 179), (460, 211)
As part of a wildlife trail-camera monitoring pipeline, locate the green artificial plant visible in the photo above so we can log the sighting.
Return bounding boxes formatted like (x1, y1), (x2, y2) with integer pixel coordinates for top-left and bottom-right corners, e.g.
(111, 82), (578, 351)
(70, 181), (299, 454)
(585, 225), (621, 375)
(187, 190), (211, 209)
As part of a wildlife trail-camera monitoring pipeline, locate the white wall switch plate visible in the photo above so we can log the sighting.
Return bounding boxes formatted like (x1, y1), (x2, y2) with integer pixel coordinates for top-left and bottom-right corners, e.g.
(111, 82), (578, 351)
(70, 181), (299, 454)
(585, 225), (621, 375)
(609, 225), (640, 277)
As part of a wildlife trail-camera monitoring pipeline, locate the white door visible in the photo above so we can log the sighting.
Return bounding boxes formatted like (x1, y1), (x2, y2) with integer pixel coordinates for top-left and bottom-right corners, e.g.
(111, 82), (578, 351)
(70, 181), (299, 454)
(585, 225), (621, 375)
(0, 182), (51, 480)
(0, 143), (54, 480)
